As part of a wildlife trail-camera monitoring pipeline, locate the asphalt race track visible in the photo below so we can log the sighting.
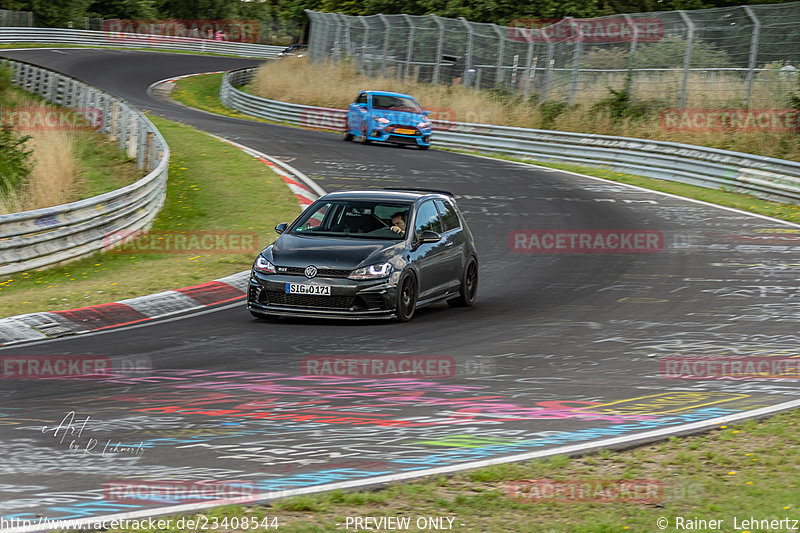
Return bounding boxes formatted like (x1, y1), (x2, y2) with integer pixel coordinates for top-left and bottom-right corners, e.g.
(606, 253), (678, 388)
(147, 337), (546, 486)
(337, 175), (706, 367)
(1, 49), (800, 528)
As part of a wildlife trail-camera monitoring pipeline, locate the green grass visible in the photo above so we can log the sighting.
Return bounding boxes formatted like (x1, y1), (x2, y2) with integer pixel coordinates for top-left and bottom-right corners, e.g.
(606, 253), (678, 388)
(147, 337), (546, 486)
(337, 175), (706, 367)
(85, 410), (800, 532)
(72, 130), (145, 197)
(0, 115), (298, 318)
(170, 73), (276, 124)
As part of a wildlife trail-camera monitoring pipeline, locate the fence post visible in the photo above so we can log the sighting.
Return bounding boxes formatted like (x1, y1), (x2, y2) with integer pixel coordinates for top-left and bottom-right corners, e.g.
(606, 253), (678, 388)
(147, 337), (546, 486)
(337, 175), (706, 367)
(431, 15), (446, 86)
(403, 14), (415, 80)
(332, 12), (344, 61)
(491, 24), (506, 88)
(378, 14), (390, 76)
(523, 40), (535, 99)
(623, 14), (639, 98)
(360, 17), (370, 74)
(567, 18), (583, 105)
(459, 17), (474, 83)
(543, 41), (555, 101)
(677, 10), (695, 110)
(743, 5), (761, 108)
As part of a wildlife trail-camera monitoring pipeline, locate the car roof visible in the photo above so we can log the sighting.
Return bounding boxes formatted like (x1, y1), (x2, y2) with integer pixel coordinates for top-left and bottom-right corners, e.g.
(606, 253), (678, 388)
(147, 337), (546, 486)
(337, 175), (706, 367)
(361, 90), (416, 99)
(319, 189), (453, 203)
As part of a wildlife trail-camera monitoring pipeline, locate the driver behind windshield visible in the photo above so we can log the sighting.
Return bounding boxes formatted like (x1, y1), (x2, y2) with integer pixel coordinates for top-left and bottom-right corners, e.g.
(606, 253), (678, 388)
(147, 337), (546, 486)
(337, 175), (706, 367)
(390, 211), (407, 235)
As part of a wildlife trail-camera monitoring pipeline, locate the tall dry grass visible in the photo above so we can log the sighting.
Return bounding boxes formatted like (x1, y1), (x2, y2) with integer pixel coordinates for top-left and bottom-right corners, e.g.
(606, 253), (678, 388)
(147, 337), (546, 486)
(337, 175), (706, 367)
(251, 58), (800, 161)
(0, 130), (81, 214)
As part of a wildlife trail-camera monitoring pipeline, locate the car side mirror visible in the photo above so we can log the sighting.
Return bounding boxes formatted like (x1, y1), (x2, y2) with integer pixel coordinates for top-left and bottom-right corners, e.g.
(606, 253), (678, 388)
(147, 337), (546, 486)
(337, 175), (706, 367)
(275, 223), (288, 234)
(422, 110), (431, 116)
(418, 230), (442, 244)
(358, 102), (368, 108)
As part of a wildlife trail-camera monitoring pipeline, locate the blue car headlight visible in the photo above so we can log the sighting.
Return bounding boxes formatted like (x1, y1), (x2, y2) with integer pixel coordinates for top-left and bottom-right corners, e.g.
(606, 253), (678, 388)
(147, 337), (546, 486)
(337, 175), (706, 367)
(375, 117), (390, 124)
(417, 121), (432, 129)
(348, 262), (392, 280)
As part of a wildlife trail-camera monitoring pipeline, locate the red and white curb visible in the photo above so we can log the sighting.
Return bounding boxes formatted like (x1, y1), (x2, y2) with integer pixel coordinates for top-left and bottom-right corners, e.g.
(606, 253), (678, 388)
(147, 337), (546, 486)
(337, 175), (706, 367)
(0, 135), (325, 346)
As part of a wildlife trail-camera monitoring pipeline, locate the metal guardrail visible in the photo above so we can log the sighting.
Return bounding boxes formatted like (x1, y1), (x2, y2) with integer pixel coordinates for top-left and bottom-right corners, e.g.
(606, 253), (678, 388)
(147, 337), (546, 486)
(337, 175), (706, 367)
(221, 67), (800, 205)
(0, 27), (283, 58)
(0, 59), (170, 275)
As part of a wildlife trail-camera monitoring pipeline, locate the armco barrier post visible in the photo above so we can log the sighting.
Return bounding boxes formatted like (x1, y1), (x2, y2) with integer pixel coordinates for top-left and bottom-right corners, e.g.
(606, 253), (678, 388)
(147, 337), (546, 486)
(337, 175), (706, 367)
(127, 113), (141, 160)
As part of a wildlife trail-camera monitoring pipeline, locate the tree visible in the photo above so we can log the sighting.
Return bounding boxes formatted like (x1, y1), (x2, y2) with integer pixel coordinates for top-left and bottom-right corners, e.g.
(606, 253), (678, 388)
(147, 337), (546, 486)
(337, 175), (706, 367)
(87, 0), (157, 19)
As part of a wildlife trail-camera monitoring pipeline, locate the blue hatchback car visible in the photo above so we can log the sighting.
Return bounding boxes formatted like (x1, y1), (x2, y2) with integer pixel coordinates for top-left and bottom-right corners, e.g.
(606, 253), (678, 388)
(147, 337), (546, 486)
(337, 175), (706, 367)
(342, 90), (433, 149)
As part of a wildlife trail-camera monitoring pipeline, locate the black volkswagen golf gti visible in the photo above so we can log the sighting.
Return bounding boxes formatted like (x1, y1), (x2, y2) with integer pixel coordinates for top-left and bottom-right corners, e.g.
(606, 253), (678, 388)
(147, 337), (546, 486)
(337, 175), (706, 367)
(247, 189), (478, 321)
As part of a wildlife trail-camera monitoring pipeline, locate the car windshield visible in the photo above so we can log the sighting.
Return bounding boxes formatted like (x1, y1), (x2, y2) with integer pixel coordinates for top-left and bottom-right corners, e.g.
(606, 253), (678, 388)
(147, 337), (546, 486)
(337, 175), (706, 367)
(291, 200), (412, 240)
(371, 95), (422, 113)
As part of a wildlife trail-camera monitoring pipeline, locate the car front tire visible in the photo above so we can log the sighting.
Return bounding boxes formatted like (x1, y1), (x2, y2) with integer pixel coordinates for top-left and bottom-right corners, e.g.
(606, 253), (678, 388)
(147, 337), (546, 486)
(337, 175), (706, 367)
(359, 124), (371, 144)
(395, 271), (417, 322)
(448, 257), (478, 307)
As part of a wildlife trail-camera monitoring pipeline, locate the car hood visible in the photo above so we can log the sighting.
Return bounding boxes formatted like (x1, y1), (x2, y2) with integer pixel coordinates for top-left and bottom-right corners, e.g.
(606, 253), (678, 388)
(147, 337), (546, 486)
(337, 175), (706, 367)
(267, 233), (403, 270)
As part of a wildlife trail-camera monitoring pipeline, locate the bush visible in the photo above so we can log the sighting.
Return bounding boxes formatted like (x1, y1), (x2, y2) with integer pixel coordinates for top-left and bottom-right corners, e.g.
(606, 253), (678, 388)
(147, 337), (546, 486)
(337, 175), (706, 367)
(591, 85), (648, 120)
(539, 101), (570, 128)
(0, 61), (14, 99)
(0, 125), (32, 197)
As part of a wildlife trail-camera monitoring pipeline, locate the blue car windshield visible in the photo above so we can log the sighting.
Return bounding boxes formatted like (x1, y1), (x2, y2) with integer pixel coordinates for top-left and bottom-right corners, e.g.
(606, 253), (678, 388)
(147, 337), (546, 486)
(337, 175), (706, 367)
(371, 95), (422, 113)
(291, 200), (412, 240)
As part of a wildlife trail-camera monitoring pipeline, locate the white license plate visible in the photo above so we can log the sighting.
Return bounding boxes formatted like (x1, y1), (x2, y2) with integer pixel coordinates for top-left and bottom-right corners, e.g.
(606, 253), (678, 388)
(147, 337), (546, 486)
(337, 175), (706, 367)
(285, 283), (331, 296)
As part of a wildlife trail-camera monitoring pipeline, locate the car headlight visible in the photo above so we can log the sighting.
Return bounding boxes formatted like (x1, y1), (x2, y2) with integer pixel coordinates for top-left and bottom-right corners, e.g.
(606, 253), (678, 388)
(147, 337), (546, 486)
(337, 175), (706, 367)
(374, 117), (390, 124)
(417, 121), (432, 129)
(253, 255), (276, 274)
(348, 262), (392, 280)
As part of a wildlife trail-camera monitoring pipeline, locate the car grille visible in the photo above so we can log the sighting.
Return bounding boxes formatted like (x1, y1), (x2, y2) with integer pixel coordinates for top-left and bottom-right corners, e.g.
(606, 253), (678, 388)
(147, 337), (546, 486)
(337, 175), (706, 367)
(276, 266), (352, 278)
(264, 291), (354, 309)
(356, 294), (385, 310)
